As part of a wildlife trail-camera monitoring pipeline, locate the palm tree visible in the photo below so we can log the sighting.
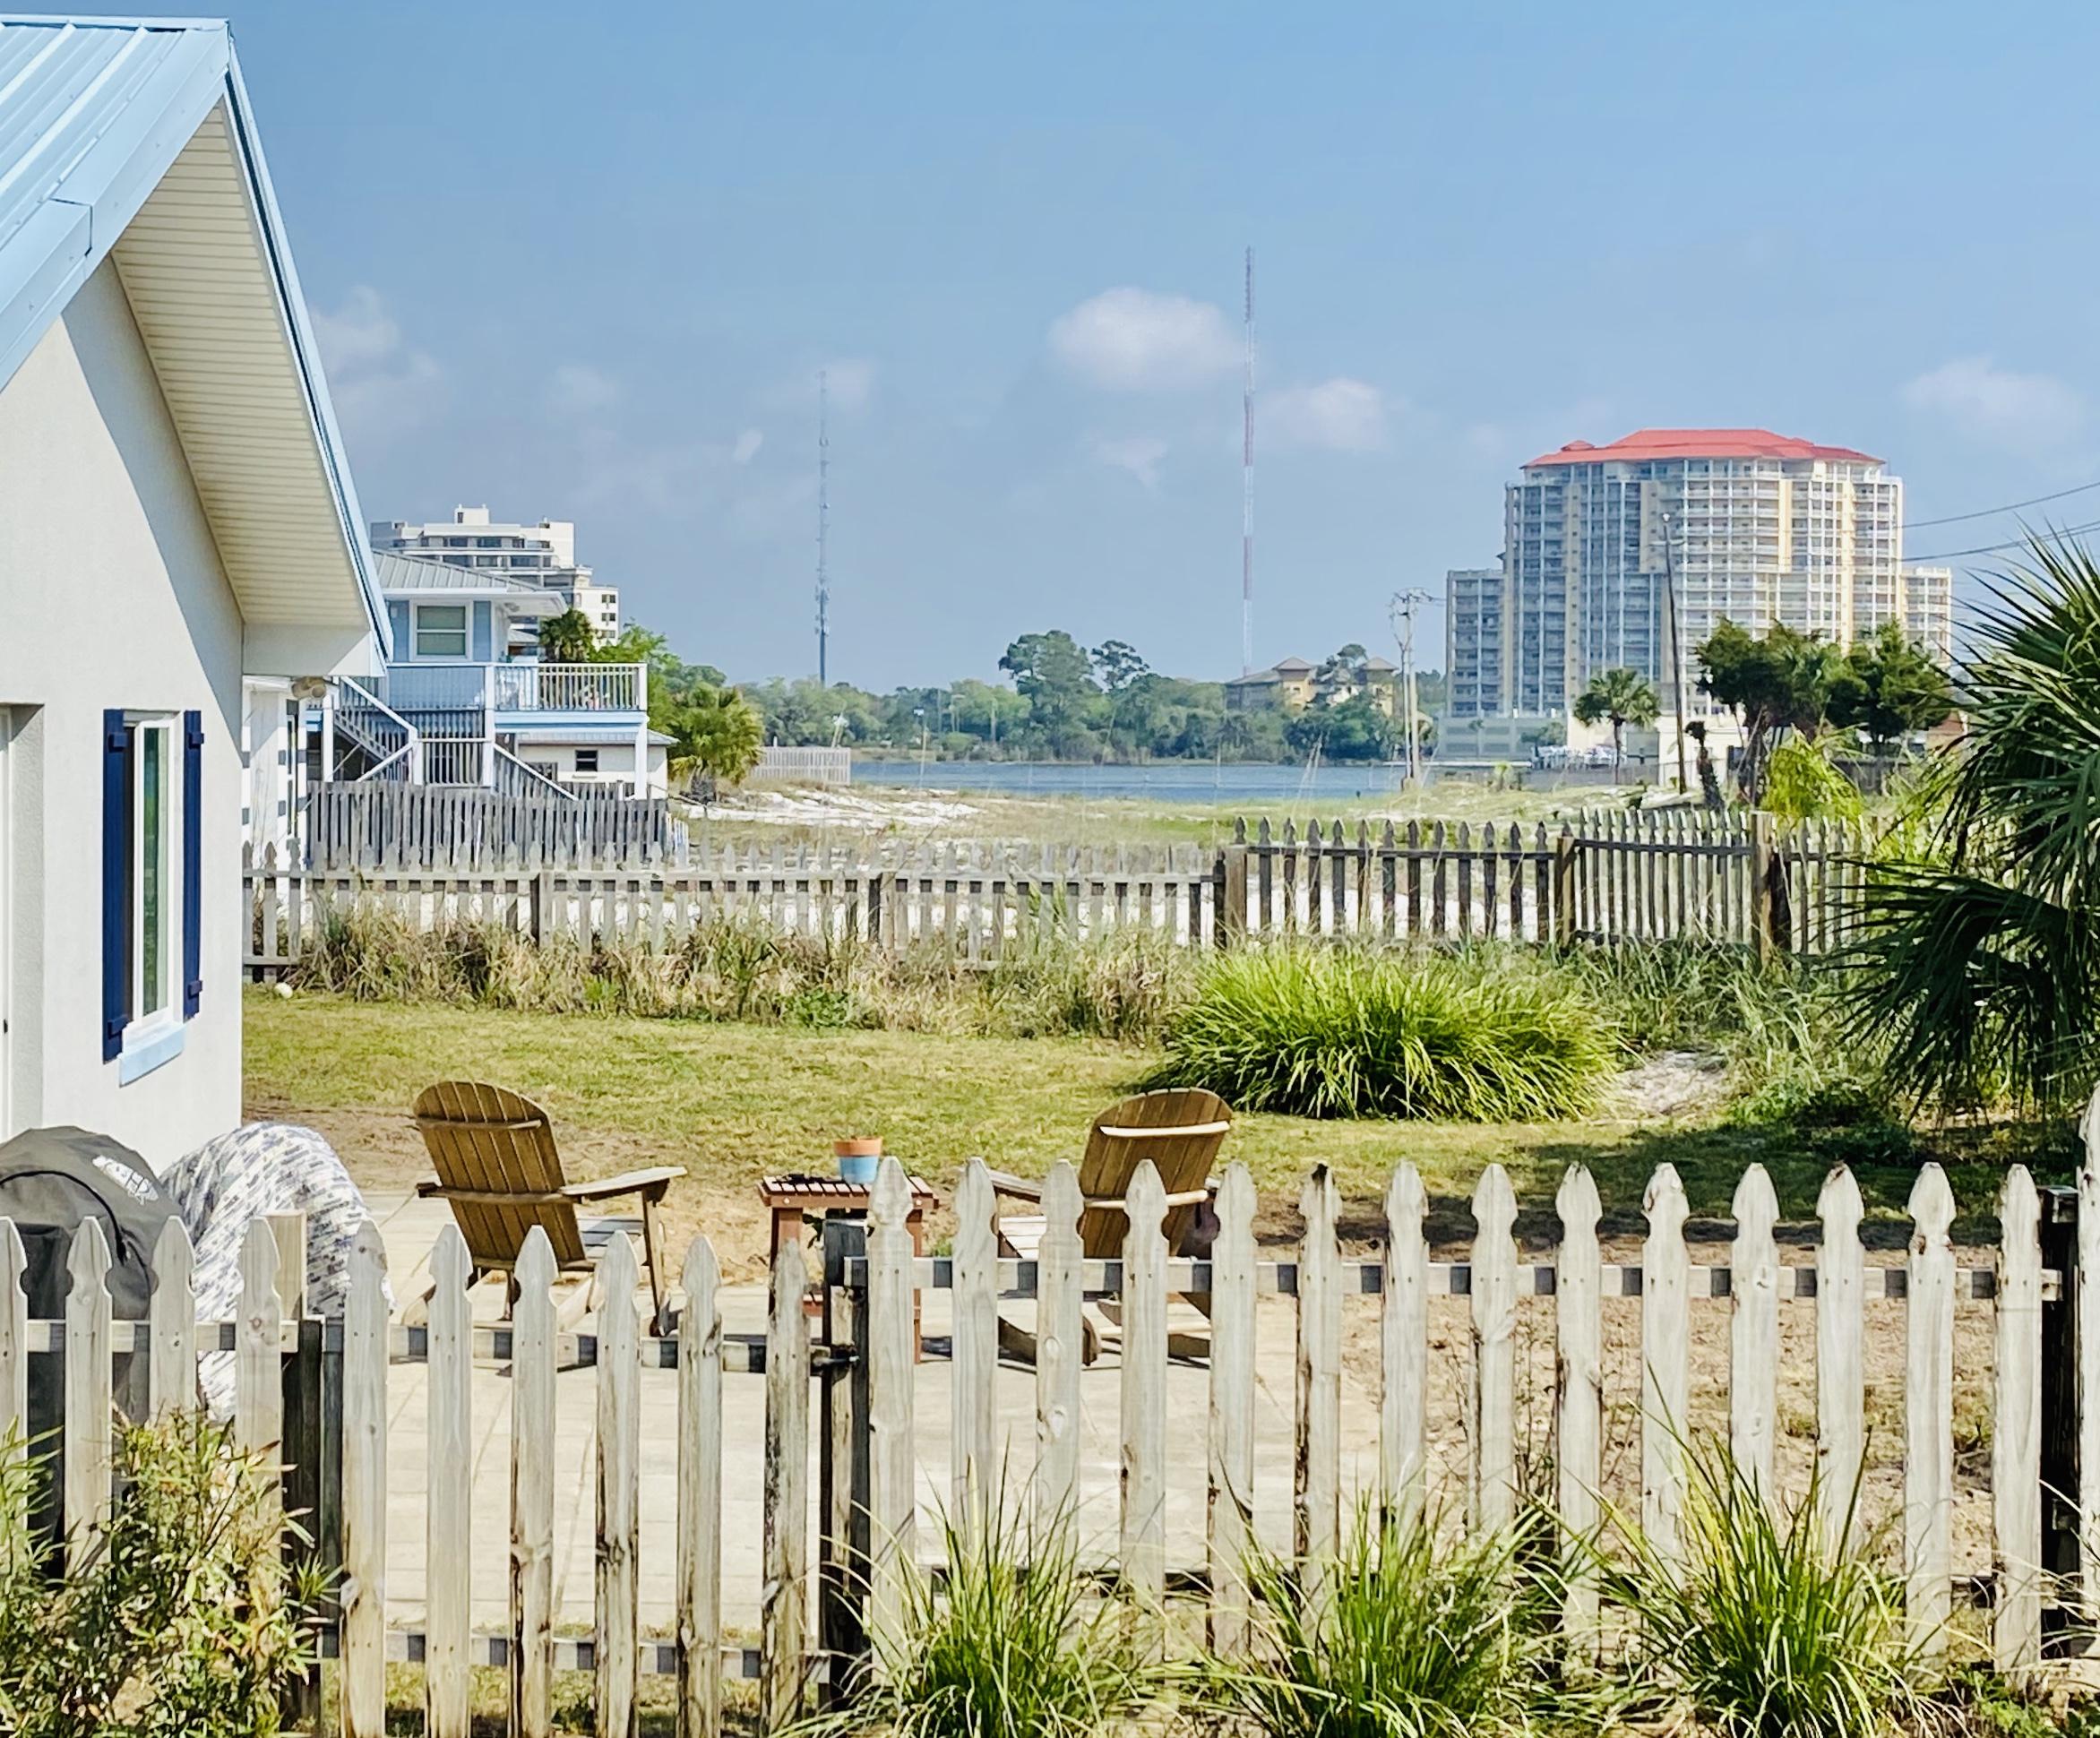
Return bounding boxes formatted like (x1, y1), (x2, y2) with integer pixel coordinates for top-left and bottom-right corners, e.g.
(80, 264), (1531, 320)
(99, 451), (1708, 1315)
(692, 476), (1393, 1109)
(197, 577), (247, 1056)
(667, 685), (763, 799)
(1842, 534), (2100, 1113)
(1571, 667), (1659, 772)
(535, 607), (598, 663)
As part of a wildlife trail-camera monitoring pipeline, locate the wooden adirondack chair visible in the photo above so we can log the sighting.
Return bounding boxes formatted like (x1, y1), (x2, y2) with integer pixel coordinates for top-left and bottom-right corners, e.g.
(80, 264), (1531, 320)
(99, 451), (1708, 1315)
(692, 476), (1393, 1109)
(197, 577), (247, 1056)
(411, 1081), (685, 1330)
(986, 1087), (1232, 1364)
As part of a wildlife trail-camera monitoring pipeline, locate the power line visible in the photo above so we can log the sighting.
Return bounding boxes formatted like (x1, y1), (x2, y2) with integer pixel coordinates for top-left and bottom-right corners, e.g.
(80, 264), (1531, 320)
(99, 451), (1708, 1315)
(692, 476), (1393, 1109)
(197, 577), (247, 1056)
(1904, 476), (2100, 530)
(1906, 514), (2100, 564)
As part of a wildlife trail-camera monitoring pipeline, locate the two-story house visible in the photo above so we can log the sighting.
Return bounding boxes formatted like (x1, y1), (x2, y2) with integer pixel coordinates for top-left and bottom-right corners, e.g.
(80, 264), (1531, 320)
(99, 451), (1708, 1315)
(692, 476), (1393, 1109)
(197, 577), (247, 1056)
(318, 552), (669, 797)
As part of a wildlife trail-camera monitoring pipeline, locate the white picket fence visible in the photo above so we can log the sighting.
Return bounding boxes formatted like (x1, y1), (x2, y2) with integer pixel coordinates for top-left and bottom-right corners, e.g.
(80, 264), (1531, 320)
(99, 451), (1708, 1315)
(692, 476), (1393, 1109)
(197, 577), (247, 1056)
(0, 1149), (2074, 1735)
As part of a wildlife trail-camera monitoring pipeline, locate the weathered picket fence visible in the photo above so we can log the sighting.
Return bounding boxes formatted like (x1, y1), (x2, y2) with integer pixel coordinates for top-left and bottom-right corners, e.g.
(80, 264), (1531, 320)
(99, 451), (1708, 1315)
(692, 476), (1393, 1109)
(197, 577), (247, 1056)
(305, 781), (687, 871)
(246, 811), (1881, 975)
(2, 1145), (2081, 1735)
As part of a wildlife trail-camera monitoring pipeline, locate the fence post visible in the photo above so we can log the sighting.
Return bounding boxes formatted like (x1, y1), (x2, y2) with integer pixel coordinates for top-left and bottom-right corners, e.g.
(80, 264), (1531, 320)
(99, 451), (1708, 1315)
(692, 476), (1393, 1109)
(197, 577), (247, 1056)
(1218, 823), (1248, 948)
(820, 1217), (870, 1707)
(1750, 813), (1777, 960)
(2041, 1184), (2081, 1644)
(1551, 832), (1576, 947)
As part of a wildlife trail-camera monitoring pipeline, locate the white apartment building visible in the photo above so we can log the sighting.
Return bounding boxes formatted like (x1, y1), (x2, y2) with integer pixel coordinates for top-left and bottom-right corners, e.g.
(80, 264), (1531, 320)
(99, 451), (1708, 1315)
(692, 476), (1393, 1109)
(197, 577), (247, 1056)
(1445, 429), (1953, 725)
(368, 506), (620, 643)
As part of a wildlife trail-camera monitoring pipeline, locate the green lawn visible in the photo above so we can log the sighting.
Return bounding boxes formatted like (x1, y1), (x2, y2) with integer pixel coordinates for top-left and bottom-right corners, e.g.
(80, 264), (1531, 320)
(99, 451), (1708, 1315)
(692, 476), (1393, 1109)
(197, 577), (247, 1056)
(245, 987), (1993, 1264)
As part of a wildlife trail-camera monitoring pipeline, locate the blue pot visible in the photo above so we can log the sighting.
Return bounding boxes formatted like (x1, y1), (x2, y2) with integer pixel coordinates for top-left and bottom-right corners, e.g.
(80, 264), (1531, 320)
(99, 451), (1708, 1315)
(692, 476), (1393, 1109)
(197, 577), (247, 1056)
(837, 1152), (881, 1187)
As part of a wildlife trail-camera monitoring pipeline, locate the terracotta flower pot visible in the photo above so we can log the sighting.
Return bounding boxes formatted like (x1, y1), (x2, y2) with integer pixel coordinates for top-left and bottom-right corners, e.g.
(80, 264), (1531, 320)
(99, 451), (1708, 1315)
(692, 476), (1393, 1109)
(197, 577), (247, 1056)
(835, 1136), (882, 1185)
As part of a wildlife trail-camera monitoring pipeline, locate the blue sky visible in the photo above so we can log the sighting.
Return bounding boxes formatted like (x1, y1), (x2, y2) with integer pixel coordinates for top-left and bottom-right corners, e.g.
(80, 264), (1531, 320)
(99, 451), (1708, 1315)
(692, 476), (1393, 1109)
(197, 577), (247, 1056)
(152, 2), (2100, 686)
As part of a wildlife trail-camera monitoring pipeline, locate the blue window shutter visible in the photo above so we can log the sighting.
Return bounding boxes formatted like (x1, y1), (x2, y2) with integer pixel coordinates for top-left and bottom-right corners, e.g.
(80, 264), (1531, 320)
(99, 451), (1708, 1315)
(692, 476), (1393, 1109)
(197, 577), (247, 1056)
(183, 710), (202, 1019)
(102, 710), (129, 1060)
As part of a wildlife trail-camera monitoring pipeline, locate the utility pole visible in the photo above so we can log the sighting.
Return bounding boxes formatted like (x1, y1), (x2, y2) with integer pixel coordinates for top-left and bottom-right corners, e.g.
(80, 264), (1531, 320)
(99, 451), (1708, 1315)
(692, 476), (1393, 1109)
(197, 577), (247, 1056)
(815, 370), (831, 685)
(1241, 245), (1255, 675)
(1660, 509), (1688, 791)
(1390, 589), (1432, 784)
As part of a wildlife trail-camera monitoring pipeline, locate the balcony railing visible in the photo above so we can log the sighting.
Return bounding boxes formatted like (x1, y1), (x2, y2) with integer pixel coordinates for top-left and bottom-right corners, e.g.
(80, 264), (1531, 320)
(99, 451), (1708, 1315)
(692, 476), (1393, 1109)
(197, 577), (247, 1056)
(381, 662), (647, 715)
(494, 663), (642, 712)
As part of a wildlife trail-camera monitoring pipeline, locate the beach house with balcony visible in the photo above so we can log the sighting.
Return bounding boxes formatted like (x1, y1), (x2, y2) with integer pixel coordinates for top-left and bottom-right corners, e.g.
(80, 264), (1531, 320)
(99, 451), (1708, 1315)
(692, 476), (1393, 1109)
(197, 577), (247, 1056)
(319, 552), (669, 797)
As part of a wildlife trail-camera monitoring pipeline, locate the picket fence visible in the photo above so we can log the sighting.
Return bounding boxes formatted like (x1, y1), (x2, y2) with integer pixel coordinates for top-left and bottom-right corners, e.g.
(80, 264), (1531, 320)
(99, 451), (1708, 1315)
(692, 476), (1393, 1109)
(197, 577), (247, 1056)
(305, 782), (687, 871)
(246, 811), (1881, 973)
(3, 1147), (2086, 1736)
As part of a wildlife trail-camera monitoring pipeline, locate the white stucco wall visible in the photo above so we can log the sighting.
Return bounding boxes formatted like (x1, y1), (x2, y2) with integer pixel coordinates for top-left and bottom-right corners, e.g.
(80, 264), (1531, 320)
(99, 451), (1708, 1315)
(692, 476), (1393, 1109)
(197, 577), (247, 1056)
(0, 260), (246, 1166)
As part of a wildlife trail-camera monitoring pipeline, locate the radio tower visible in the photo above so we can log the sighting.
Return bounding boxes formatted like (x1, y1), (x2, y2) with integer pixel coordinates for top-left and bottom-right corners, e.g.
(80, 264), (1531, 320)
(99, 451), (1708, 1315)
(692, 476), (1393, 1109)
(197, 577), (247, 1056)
(814, 370), (831, 685)
(1241, 246), (1255, 675)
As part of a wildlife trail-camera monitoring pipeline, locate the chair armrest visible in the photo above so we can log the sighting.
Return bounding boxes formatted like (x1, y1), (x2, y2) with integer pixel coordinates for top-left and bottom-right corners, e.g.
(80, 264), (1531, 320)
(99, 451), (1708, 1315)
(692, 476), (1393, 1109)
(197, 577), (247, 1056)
(563, 1166), (687, 1201)
(1088, 1188), (1213, 1212)
(984, 1168), (1043, 1203)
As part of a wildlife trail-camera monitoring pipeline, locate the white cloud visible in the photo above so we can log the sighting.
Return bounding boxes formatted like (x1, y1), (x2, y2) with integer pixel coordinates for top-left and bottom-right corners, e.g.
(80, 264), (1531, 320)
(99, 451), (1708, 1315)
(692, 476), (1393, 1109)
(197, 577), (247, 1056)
(307, 285), (441, 440)
(1903, 356), (2086, 447)
(1089, 434), (1169, 489)
(731, 427), (764, 466)
(1267, 377), (1388, 452)
(1049, 288), (1239, 391)
(548, 362), (621, 417)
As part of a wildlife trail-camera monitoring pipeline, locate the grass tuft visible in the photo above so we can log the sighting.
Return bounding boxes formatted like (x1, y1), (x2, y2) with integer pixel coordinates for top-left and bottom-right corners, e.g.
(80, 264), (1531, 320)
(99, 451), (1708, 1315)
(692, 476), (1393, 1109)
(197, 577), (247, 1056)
(1144, 946), (1615, 1120)
(805, 1490), (1158, 1738)
(1597, 1434), (1932, 1738)
(1184, 1502), (1582, 1738)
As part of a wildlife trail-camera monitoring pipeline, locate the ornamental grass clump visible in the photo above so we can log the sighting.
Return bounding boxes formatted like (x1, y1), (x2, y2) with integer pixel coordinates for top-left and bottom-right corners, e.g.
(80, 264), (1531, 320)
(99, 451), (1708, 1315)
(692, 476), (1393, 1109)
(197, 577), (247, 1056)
(1186, 1504), (1579, 1738)
(1146, 946), (1614, 1120)
(1597, 1437), (1931, 1738)
(807, 1492), (1159, 1738)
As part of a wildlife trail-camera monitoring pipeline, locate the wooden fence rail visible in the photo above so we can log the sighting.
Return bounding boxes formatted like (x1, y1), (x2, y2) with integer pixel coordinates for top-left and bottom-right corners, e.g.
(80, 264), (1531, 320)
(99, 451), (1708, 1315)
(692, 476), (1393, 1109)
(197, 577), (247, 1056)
(248, 811), (1880, 973)
(0, 1133), (2085, 1734)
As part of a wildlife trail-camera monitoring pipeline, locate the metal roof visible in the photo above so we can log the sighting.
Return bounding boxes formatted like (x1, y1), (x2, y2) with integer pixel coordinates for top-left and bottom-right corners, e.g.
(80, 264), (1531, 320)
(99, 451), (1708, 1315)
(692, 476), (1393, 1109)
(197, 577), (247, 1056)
(510, 726), (667, 746)
(374, 549), (560, 606)
(0, 15), (387, 652)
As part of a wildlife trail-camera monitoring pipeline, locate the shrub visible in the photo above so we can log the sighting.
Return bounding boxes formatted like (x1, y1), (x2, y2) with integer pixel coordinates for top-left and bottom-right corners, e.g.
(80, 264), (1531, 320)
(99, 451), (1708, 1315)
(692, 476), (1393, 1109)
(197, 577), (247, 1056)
(1597, 1435), (1931, 1738)
(1186, 1503), (1576, 1738)
(0, 1413), (325, 1735)
(1145, 946), (1614, 1120)
(808, 1494), (1158, 1738)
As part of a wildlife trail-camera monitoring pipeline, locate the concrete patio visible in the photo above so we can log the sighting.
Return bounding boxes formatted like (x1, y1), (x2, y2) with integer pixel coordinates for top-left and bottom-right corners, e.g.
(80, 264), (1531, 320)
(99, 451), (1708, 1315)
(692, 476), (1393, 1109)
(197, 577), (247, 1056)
(365, 1192), (1386, 1636)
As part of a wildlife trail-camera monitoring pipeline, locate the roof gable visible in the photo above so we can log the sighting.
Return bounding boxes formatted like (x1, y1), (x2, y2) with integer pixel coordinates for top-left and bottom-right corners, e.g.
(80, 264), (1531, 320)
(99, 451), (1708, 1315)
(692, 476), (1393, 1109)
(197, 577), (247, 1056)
(0, 16), (386, 652)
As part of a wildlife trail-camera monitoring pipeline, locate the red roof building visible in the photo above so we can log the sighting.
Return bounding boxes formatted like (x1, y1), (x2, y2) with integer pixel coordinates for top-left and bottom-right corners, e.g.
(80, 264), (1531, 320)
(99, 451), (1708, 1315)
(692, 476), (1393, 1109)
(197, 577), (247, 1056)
(1524, 428), (1881, 469)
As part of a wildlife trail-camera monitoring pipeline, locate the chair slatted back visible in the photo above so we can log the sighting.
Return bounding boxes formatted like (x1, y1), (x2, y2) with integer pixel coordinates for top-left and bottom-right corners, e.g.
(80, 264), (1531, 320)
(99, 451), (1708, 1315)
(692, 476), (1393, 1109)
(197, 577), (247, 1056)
(1073, 1088), (1232, 1258)
(412, 1080), (590, 1269)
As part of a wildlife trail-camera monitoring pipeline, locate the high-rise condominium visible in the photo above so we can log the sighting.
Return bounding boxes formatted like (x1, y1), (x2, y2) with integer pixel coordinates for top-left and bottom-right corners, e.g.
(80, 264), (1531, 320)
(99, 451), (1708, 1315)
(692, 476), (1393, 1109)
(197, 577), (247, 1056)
(369, 506), (620, 642)
(1444, 429), (1953, 721)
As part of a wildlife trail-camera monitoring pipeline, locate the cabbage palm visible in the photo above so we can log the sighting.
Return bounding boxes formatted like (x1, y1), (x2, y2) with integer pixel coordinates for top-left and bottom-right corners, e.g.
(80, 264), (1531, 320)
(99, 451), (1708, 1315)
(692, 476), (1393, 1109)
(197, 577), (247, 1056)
(1572, 667), (1659, 770)
(1840, 534), (2100, 1112)
(667, 684), (764, 795)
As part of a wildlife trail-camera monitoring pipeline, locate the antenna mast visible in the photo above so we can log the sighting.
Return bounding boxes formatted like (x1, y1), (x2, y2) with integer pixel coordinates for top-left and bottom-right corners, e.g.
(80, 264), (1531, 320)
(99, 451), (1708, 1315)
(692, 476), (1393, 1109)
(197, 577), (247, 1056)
(1241, 246), (1255, 675)
(815, 369), (831, 685)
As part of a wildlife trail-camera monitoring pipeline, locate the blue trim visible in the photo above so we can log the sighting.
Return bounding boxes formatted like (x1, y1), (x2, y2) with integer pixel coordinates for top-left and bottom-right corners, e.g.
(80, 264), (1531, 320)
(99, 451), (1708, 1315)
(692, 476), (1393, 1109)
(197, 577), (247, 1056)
(101, 709), (129, 1061)
(181, 709), (202, 1019)
(219, 48), (391, 655)
(117, 1016), (184, 1085)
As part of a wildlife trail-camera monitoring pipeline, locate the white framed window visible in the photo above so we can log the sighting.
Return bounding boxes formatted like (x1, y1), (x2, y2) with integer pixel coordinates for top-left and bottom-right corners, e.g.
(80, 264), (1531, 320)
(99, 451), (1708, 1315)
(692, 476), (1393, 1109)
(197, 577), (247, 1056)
(573, 748), (599, 774)
(132, 715), (178, 1028)
(102, 707), (198, 1085)
(414, 603), (469, 659)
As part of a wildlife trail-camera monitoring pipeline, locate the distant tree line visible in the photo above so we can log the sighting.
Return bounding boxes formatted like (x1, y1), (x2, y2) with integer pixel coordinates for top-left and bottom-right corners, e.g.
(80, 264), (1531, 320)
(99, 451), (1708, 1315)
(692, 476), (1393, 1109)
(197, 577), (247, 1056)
(730, 631), (1447, 764)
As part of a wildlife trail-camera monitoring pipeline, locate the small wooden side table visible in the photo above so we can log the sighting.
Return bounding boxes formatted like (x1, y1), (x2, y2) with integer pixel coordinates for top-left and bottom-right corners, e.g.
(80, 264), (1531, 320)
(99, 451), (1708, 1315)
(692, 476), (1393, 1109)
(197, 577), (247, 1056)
(758, 1173), (940, 1358)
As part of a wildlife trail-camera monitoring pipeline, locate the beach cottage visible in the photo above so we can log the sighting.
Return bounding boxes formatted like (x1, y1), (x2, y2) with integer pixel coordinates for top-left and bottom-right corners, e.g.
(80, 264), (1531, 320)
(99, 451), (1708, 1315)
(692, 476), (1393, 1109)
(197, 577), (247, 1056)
(0, 18), (385, 1160)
